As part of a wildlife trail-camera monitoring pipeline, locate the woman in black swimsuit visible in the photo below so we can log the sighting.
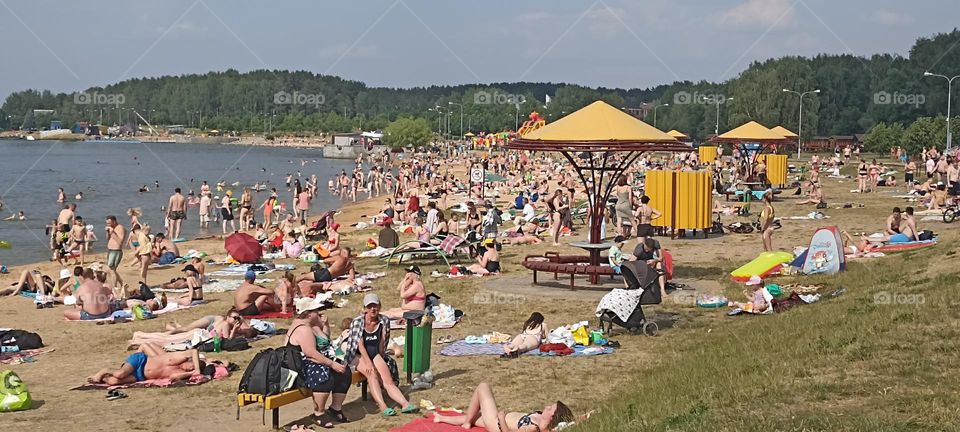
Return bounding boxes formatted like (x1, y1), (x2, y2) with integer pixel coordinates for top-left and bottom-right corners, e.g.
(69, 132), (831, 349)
(433, 382), (573, 431)
(467, 239), (500, 275)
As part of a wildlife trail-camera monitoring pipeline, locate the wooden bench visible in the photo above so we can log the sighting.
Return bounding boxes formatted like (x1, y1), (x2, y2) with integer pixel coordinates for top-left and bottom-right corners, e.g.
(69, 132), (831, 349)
(237, 371), (368, 430)
(521, 252), (616, 290)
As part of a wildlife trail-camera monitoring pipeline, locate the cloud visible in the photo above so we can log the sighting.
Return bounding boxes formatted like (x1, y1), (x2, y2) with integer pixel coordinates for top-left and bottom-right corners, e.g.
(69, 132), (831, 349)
(869, 9), (914, 27)
(515, 11), (552, 25)
(582, 7), (625, 38)
(718, 0), (795, 29)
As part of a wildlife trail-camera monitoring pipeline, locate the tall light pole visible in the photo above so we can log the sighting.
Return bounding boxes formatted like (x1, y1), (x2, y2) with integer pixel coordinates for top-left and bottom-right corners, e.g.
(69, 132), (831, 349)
(515, 104), (520, 131)
(704, 96), (733, 136)
(448, 101), (463, 139)
(782, 88), (820, 159)
(652, 103), (669, 128)
(924, 71), (960, 151)
(428, 107), (443, 136)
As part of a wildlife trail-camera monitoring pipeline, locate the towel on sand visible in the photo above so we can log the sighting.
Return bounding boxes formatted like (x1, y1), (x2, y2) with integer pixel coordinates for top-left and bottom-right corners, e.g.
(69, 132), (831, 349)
(0, 348), (55, 364)
(439, 340), (615, 357)
(390, 411), (486, 432)
(71, 365), (229, 391)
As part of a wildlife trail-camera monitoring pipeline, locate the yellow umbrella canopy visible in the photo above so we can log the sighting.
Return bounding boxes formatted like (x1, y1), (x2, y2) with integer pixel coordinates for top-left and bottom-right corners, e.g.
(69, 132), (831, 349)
(511, 101), (686, 152)
(712, 121), (790, 144)
(667, 129), (689, 139)
(770, 125), (798, 139)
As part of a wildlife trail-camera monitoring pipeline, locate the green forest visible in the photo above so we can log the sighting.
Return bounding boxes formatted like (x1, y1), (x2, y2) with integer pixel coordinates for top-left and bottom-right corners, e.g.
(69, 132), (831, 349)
(2, 29), (959, 151)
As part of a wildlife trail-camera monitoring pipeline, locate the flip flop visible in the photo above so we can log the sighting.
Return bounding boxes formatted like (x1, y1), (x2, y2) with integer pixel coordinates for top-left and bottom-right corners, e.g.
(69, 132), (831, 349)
(106, 390), (127, 401)
(325, 408), (349, 423)
(400, 404), (419, 414)
(382, 408), (398, 417)
(308, 413), (333, 429)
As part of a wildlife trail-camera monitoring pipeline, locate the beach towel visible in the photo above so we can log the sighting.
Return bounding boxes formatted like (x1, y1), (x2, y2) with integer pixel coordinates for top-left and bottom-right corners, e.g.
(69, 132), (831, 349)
(439, 341), (506, 356)
(0, 348), (55, 365)
(390, 411), (486, 432)
(71, 365), (230, 391)
(525, 345), (614, 357)
(359, 246), (393, 258)
(439, 236), (466, 255)
(68, 301), (203, 323)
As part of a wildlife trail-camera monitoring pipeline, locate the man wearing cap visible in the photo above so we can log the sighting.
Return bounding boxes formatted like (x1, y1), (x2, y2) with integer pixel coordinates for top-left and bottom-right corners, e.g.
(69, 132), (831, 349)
(383, 266), (426, 320)
(377, 218), (399, 248)
(235, 270), (282, 317)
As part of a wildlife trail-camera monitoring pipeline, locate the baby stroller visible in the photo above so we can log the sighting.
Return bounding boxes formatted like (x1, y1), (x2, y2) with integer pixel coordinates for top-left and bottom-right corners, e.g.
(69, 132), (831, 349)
(597, 260), (662, 336)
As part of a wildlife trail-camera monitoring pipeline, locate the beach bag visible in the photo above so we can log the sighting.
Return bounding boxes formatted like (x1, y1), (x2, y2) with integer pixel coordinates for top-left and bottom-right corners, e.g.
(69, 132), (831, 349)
(0, 330), (43, 351)
(0, 370), (32, 412)
(918, 230), (934, 241)
(236, 347), (304, 423)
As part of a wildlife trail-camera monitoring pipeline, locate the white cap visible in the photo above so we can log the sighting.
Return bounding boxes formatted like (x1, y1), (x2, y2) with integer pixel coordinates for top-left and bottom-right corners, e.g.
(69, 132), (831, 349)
(59, 268), (72, 280)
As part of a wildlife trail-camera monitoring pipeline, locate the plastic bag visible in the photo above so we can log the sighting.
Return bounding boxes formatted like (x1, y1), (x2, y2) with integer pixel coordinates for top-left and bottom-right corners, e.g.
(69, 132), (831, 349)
(0, 370), (32, 412)
(547, 326), (574, 347)
(572, 325), (590, 346)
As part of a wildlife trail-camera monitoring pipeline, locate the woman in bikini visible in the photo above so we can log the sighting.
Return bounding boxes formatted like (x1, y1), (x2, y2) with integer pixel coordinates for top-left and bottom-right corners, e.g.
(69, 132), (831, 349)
(857, 160), (868, 193)
(501, 312), (546, 358)
(760, 191), (776, 252)
(382, 265), (426, 320)
(433, 382), (573, 432)
(467, 239), (501, 275)
(239, 188), (253, 230)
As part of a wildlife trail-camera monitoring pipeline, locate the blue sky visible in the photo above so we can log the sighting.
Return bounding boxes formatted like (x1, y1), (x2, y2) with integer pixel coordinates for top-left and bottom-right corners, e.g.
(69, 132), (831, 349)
(1, 0), (958, 100)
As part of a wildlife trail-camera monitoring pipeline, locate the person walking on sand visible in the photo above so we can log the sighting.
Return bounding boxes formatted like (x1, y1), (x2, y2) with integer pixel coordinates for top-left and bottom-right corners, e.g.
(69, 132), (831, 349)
(105, 215), (126, 292)
(166, 188), (186, 240)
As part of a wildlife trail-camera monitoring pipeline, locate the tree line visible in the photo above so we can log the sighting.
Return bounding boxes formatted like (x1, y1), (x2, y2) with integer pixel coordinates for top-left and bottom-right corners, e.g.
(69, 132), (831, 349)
(2, 29), (959, 148)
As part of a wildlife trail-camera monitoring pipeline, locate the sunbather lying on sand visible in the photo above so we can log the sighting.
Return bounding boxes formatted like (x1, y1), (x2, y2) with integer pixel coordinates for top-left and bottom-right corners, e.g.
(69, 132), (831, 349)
(433, 382), (573, 432)
(87, 343), (204, 385)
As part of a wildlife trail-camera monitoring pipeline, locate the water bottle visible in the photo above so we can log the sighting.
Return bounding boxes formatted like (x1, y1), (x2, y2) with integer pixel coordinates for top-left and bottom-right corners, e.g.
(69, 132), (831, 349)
(212, 331), (222, 353)
(1, 345), (20, 353)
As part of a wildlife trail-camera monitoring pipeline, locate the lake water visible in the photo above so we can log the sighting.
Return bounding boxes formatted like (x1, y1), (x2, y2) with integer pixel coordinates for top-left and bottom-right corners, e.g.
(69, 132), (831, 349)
(0, 139), (356, 267)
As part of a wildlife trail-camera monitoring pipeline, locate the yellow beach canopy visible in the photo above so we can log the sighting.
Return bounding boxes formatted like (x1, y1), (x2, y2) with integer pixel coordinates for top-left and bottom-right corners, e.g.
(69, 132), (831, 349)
(714, 121), (789, 142)
(667, 130), (689, 140)
(770, 126), (798, 138)
(463, 132), (476, 137)
(519, 101), (679, 143)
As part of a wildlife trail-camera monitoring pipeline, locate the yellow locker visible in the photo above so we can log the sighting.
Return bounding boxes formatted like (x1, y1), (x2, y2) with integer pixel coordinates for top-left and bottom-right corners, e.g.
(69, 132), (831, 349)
(645, 171), (713, 231)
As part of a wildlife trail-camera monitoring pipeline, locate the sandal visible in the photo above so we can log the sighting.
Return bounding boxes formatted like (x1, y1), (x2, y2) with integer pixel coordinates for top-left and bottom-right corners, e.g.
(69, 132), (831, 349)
(326, 408), (349, 423)
(309, 413), (334, 429)
(106, 389), (128, 401)
(382, 407), (398, 417)
(400, 404), (419, 414)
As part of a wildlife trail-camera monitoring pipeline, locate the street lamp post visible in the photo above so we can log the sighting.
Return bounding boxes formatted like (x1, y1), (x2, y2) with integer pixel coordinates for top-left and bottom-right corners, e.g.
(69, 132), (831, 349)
(705, 97), (733, 136)
(515, 104), (520, 131)
(653, 103), (669, 128)
(924, 71), (960, 151)
(448, 101), (463, 139)
(429, 107), (443, 136)
(782, 88), (820, 159)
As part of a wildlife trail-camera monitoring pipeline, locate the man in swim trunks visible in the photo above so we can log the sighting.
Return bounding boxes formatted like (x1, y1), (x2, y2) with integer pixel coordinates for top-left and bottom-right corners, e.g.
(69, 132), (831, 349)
(167, 188), (187, 240)
(296, 247), (355, 284)
(153, 232), (180, 265)
(234, 270), (282, 316)
(105, 215), (126, 292)
(87, 343), (204, 385)
(63, 268), (116, 320)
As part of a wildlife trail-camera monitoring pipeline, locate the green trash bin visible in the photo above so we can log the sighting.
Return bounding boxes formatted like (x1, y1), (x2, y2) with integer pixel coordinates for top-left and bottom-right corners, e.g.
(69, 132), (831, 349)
(404, 323), (432, 382)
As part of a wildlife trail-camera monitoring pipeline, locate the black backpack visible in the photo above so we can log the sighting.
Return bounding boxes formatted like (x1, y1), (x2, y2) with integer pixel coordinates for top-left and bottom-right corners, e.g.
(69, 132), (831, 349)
(236, 346), (304, 423)
(0, 330), (43, 351)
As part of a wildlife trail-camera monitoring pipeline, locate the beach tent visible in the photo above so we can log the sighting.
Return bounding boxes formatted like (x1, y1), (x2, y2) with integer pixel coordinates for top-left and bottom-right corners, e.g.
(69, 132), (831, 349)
(771, 126), (798, 140)
(796, 226), (845, 275)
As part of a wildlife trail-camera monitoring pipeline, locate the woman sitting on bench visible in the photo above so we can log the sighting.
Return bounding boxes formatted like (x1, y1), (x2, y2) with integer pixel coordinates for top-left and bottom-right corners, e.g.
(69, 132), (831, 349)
(286, 297), (353, 427)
